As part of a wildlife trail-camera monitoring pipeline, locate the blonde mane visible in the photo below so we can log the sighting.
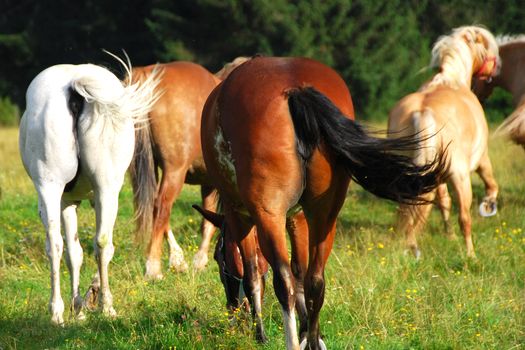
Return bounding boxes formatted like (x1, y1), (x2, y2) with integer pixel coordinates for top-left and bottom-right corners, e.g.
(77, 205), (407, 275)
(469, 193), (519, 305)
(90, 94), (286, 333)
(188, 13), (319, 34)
(424, 26), (499, 90)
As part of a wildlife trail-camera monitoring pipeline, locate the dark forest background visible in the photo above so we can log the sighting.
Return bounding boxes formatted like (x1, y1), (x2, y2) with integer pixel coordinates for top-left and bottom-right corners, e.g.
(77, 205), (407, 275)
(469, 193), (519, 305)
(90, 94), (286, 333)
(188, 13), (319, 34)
(1, 0), (524, 124)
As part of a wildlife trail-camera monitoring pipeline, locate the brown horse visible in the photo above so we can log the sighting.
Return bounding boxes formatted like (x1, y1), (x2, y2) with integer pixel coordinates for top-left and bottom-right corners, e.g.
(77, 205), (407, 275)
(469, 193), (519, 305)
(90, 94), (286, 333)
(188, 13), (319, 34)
(199, 56), (447, 349)
(472, 35), (525, 145)
(388, 26), (500, 259)
(130, 59), (249, 279)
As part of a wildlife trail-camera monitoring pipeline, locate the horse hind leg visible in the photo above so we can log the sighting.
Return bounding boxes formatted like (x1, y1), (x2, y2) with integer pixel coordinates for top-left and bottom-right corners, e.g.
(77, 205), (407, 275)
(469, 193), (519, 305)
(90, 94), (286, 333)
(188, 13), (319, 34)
(476, 152), (498, 217)
(396, 190), (435, 260)
(193, 185), (219, 271)
(253, 211), (299, 349)
(38, 185), (66, 325)
(62, 200), (85, 320)
(450, 172), (476, 258)
(229, 213), (269, 343)
(287, 211), (309, 341)
(92, 187), (120, 317)
(436, 183), (455, 239)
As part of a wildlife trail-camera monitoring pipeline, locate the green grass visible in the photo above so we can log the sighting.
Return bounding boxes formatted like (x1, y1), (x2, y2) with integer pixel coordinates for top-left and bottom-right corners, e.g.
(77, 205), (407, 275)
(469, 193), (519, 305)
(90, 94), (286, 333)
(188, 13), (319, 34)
(0, 125), (524, 349)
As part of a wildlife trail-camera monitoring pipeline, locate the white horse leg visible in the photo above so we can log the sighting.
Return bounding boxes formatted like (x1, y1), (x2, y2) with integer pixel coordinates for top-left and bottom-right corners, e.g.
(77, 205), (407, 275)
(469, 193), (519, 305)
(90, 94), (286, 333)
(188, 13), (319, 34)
(167, 229), (188, 273)
(93, 189), (118, 317)
(38, 186), (65, 325)
(62, 201), (85, 320)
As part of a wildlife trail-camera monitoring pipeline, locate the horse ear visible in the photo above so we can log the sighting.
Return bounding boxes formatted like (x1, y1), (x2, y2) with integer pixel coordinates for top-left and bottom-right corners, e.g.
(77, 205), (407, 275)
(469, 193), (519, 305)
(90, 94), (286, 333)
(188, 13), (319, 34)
(192, 205), (225, 228)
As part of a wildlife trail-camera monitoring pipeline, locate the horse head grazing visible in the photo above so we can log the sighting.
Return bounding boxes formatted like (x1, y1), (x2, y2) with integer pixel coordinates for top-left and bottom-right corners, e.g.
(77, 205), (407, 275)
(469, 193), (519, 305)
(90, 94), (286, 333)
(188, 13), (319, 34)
(389, 25), (500, 260)
(18, 52), (162, 325)
(192, 204), (271, 321)
(428, 25), (499, 89)
(200, 56), (447, 349)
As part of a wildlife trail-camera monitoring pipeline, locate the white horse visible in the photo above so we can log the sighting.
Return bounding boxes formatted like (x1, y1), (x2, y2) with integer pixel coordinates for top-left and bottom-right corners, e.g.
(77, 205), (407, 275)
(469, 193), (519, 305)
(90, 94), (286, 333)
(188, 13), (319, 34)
(19, 55), (161, 325)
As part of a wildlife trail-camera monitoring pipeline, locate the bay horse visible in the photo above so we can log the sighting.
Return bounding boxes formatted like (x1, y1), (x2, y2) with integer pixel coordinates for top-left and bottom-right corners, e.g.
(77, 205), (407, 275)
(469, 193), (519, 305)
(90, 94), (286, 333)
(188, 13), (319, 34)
(199, 56), (448, 349)
(18, 55), (161, 324)
(388, 26), (500, 259)
(472, 35), (525, 145)
(130, 58), (249, 279)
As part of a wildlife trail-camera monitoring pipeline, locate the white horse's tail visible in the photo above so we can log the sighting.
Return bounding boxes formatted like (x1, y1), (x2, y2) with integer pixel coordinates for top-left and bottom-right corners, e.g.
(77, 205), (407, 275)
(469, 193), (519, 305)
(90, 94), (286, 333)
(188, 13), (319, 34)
(494, 104), (525, 145)
(410, 108), (438, 166)
(71, 53), (163, 128)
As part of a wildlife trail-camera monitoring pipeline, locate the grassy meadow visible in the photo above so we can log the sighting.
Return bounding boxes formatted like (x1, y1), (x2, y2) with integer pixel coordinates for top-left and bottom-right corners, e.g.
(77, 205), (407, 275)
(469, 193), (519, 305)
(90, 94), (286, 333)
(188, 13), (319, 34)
(0, 125), (523, 349)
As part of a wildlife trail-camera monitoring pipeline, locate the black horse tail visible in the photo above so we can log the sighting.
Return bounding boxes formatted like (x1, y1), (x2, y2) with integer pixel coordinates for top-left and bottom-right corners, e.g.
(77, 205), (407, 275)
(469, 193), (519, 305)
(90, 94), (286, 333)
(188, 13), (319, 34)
(287, 87), (448, 204)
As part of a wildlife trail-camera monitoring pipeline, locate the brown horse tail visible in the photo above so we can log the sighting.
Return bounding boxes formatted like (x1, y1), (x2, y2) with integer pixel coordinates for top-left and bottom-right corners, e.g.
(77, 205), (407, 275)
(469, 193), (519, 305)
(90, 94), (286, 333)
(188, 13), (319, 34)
(287, 87), (449, 204)
(127, 67), (157, 242)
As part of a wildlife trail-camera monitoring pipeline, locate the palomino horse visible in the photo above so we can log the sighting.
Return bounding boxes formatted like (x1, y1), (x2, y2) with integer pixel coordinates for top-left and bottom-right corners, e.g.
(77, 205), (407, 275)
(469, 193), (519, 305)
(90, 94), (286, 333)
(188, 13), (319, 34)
(19, 55), (161, 324)
(200, 56), (448, 350)
(388, 26), (500, 259)
(472, 35), (525, 145)
(130, 58), (249, 279)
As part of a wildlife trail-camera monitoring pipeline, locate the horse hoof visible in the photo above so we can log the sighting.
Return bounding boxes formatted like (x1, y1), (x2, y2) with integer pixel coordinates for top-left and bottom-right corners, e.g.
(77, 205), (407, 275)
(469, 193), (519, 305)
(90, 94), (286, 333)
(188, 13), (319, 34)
(71, 295), (85, 320)
(404, 247), (421, 260)
(103, 306), (117, 318)
(169, 259), (189, 273)
(192, 251), (209, 271)
(255, 331), (269, 344)
(300, 338), (327, 350)
(51, 313), (65, 326)
(145, 259), (164, 280)
(144, 271), (164, 281)
(479, 200), (497, 217)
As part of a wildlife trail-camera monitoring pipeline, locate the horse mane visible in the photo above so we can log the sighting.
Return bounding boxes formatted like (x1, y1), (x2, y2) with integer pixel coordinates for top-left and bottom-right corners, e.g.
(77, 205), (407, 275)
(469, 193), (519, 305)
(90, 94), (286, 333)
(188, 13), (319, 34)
(425, 26), (498, 89)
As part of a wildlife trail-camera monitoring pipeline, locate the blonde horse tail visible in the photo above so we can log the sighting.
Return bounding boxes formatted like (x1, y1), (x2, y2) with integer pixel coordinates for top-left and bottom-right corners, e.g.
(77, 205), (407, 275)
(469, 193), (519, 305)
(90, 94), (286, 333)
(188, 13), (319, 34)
(129, 120), (157, 243)
(495, 104), (525, 145)
(125, 65), (163, 243)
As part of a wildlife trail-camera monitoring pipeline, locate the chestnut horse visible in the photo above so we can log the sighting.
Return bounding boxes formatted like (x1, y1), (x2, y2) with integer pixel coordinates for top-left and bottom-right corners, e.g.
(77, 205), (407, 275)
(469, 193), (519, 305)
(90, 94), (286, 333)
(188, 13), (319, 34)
(130, 59), (249, 279)
(388, 26), (500, 259)
(200, 56), (447, 349)
(472, 35), (525, 145)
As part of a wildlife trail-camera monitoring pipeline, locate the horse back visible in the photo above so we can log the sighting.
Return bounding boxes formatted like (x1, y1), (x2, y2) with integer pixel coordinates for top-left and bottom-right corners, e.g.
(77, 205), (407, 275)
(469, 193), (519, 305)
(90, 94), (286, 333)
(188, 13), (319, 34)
(135, 61), (219, 174)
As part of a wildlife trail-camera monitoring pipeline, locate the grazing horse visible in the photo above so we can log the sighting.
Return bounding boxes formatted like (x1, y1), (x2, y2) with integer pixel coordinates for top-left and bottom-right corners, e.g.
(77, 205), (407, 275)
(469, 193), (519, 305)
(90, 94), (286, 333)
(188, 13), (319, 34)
(388, 26), (500, 259)
(199, 56), (448, 349)
(19, 56), (161, 324)
(472, 35), (525, 145)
